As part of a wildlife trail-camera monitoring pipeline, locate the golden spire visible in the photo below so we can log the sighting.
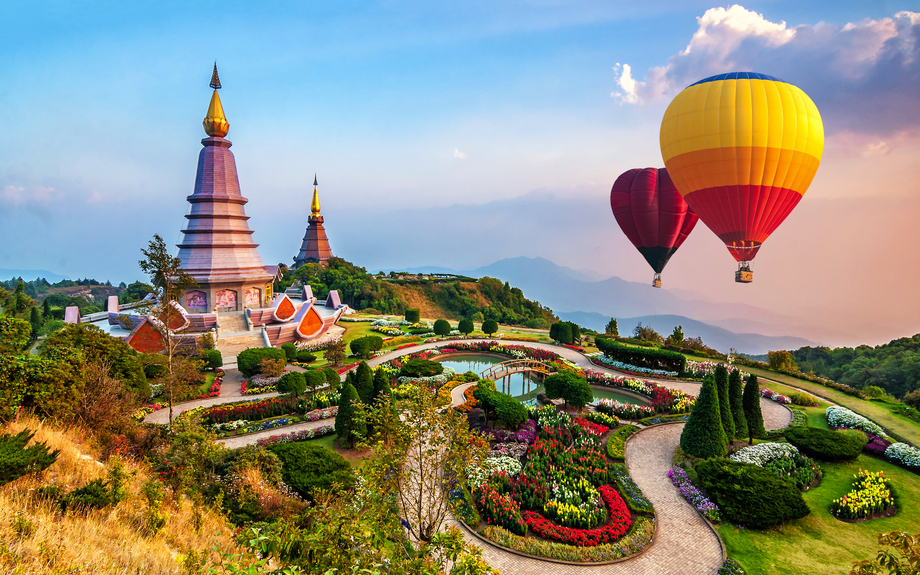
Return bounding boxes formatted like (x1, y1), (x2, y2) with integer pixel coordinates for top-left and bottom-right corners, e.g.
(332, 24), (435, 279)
(310, 174), (321, 215)
(203, 63), (230, 137)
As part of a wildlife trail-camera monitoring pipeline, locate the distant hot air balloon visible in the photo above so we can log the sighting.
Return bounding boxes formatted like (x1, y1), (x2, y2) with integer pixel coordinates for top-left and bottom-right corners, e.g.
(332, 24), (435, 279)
(659, 72), (824, 282)
(610, 167), (699, 288)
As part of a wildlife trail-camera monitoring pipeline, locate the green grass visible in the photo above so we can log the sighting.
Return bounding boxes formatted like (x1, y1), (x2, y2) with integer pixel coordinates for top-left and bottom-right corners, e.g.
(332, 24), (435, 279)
(718, 455), (920, 575)
(756, 380), (831, 430)
(197, 372), (217, 395)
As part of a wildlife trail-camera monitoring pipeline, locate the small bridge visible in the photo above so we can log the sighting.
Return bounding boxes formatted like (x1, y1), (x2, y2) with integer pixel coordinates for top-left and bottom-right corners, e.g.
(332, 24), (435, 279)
(481, 359), (555, 395)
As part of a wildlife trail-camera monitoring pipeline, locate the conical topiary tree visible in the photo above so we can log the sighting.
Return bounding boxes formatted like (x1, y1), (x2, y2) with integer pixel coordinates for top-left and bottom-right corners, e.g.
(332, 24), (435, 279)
(743, 373), (767, 443)
(335, 382), (355, 441)
(729, 368), (748, 439)
(354, 361), (374, 405)
(680, 377), (727, 458)
(714, 365), (735, 442)
(373, 368), (390, 400)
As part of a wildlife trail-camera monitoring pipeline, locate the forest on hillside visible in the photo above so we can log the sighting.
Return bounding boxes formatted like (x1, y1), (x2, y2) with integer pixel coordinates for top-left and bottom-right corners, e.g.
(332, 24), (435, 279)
(791, 335), (920, 398)
(283, 258), (556, 327)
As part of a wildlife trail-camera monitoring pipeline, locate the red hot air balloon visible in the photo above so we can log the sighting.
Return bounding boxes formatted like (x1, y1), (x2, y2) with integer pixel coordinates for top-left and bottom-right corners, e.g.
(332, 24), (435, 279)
(610, 168), (699, 288)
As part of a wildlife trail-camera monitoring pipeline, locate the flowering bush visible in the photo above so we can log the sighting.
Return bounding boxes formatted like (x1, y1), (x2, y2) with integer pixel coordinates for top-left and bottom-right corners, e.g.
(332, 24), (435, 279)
(730, 442), (799, 467)
(573, 417), (609, 437)
(483, 456), (523, 478)
(596, 399), (655, 420)
(826, 406), (888, 437)
(582, 411), (619, 428)
(523, 486), (631, 546)
(760, 388), (791, 404)
(489, 442), (529, 459)
(255, 425), (335, 447)
(830, 469), (894, 520)
(667, 468), (720, 522)
(885, 443), (920, 468)
(863, 433), (893, 456)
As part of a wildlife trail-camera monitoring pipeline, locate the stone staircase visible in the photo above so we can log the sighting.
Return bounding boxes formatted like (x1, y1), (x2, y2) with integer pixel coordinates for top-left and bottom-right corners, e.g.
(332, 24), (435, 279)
(218, 312), (248, 335)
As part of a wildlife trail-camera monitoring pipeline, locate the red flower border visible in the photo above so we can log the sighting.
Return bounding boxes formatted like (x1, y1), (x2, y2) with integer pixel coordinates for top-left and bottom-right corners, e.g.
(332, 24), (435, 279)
(522, 486), (631, 546)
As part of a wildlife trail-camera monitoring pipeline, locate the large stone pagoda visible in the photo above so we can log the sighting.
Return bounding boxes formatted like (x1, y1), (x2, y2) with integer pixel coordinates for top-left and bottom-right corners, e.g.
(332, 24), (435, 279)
(176, 65), (275, 312)
(293, 175), (334, 268)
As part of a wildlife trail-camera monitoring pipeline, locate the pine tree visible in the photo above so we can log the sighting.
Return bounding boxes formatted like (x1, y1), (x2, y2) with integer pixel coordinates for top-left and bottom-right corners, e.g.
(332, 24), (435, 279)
(354, 362), (374, 404)
(679, 377), (727, 458)
(729, 368), (748, 439)
(373, 368), (390, 400)
(743, 373), (767, 443)
(29, 306), (41, 336)
(714, 365), (735, 441)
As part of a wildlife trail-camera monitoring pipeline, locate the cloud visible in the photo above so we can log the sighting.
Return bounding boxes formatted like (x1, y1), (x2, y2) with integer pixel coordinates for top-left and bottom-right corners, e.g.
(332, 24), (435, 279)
(0, 185), (61, 207)
(613, 5), (920, 135)
(87, 190), (104, 203)
(453, 148), (468, 159)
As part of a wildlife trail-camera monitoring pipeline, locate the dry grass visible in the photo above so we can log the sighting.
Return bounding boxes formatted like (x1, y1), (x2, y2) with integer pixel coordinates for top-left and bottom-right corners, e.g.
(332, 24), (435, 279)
(0, 415), (241, 574)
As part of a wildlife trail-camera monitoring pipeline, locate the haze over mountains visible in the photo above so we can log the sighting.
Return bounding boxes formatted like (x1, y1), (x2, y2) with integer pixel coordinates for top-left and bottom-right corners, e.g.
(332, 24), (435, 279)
(402, 256), (822, 355)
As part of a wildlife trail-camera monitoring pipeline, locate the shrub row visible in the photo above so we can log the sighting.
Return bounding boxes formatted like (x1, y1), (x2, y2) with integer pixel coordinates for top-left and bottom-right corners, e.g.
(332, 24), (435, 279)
(595, 338), (686, 373)
(237, 347), (286, 377)
(606, 425), (640, 461)
(784, 427), (867, 462)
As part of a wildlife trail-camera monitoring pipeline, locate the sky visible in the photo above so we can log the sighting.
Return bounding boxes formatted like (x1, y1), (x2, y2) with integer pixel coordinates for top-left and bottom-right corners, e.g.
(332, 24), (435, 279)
(1, 1), (918, 346)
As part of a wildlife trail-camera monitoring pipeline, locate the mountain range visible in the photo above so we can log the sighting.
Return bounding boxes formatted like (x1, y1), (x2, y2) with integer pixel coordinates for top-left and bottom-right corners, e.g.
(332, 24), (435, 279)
(401, 256), (819, 355)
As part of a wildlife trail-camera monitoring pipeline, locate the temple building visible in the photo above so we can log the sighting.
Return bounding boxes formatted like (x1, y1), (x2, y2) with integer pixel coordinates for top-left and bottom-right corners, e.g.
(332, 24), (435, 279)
(293, 176), (334, 268)
(176, 64), (276, 312)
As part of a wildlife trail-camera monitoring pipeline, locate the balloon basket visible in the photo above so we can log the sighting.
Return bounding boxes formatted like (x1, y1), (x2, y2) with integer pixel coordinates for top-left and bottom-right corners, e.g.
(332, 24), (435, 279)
(735, 262), (753, 283)
(652, 274), (662, 288)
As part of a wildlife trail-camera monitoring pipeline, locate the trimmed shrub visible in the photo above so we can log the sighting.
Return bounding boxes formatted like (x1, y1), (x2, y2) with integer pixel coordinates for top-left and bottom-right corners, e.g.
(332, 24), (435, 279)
(433, 319), (451, 336)
(266, 442), (355, 500)
(481, 319), (499, 335)
(405, 309), (420, 323)
(349, 335), (383, 359)
(237, 347), (286, 377)
(696, 459), (810, 529)
(322, 368), (341, 390)
(295, 351), (317, 363)
(742, 373), (766, 441)
(276, 372), (306, 396)
(784, 427), (867, 461)
(63, 478), (111, 511)
(543, 372), (593, 409)
(728, 369), (748, 440)
(399, 358), (444, 378)
(458, 319), (474, 335)
(281, 342), (296, 361)
(354, 362), (374, 405)
(473, 380), (527, 429)
(680, 377), (727, 458)
(555, 322), (573, 344)
(0, 430), (59, 487)
(304, 370), (326, 395)
(714, 365), (735, 441)
(373, 369), (390, 399)
(202, 349), (223, 370)
(595, 338), (686, 373)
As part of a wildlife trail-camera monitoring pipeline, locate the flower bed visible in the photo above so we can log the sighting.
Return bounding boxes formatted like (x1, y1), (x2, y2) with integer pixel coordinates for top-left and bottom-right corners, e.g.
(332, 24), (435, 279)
(523, 486), (630, 546)
(606, 425), (639, 461)
(884, 443), (920, 469)
(759, 388), (791, 404)
(194, 368), (224, 399)
(830, 469), (895, 520)
(590, 356), (678, 378)
(730, 442), (799, 467)
(863, 433), (893, 456)
(826, 406), (888, 437)
(684, 360), (749, 381)
(596, 399), (655, 420)
(255, 424), (335, 447)
(295, 335), (342, 352)
(584, 370), (694, 414)
(667, 468), (720, 522)
(242, 373), (282, 395)
(196, 392), (338, 425)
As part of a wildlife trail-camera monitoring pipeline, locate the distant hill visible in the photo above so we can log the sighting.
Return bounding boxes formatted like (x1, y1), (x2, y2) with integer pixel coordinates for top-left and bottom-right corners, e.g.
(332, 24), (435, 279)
(558, 311), (815, 355)
(0, 268), (70, 283)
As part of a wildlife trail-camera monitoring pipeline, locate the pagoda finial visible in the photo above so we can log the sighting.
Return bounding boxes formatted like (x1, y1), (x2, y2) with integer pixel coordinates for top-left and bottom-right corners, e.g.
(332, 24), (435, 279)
(311, 176), (321, 216)
(203, 64), (229, 137)
(209, 62), (221, 90)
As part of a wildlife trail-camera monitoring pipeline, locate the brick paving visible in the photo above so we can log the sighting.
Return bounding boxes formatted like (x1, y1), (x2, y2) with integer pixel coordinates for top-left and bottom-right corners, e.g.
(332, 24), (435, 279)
(216, 417), (334, 449)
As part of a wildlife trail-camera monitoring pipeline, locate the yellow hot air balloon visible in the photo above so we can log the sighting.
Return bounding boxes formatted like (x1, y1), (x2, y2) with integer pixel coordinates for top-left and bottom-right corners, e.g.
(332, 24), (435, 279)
(659, 72), (824, 282)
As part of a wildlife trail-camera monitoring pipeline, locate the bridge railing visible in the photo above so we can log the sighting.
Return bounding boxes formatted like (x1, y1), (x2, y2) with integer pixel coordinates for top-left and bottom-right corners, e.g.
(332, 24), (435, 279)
(481, 358), (555, 380)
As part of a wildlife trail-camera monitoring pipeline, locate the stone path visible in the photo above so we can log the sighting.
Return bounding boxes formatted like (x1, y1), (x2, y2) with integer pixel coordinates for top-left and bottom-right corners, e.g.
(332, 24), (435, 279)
(216, 418), (334, 449)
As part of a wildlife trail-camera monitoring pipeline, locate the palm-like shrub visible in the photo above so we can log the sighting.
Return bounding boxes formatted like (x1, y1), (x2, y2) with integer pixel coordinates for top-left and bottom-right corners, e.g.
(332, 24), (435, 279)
(0, 429), (59, 487)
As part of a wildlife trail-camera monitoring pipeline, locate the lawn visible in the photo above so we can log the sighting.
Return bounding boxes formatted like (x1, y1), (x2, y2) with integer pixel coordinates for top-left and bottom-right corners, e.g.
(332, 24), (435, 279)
(718, 455), (920, 575)
(197, 372), (217, 395)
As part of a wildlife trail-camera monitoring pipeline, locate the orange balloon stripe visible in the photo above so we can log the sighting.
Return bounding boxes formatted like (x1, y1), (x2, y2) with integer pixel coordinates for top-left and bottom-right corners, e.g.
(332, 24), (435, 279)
(666, 147), (821, 197)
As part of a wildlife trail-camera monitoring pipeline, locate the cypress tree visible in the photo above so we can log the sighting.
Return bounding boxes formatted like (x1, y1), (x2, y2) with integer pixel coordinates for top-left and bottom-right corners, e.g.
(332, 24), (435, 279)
(354, 361), (374, 404)
(334, 382), (355, 440)
(29, 307), (41, 336)
(714, 365), (735, 442)
(373, 368), (390, 400)
(743, 373), (767, 443)
(549, 322), (559, 341)
(679, 376), (727, 458)
(42, 299), (51, 319)
(556, 323), (573, 344)
(729, 368), (748, 439)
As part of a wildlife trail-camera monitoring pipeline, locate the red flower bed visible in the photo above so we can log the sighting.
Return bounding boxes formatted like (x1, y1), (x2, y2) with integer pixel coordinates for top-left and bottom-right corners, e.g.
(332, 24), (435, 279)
(522, 486), (631, 546)
(650, 387), (676, 411)
(573, 417), (609, 436)
(564, 344), (586, 352)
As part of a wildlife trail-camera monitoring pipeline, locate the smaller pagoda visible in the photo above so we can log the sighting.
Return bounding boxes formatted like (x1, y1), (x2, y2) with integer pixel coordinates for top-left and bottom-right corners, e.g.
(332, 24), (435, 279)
(293, 175), (334, 268)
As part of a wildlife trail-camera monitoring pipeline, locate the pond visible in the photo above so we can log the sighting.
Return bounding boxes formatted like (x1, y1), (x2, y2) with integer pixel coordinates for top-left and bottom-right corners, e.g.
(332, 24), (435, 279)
(435, 354), (647, 406)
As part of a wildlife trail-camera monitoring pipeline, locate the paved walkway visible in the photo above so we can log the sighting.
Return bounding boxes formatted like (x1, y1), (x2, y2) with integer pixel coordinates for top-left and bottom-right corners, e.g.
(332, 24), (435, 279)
(216, 418), (334, 449)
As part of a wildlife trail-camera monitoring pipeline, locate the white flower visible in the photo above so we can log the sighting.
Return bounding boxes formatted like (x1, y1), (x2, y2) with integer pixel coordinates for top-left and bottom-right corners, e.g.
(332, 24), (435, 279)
(730, 442), (799, 466)
(826, 406), (887, 437)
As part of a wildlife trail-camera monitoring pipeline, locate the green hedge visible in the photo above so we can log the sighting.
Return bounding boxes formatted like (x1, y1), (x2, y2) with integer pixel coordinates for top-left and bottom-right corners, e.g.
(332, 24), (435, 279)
(237, 347), (286, 377)
(201, 349), (223, 370)
(474, 380), (527, 429)
(696, 459), (809, 529)
(405, 309), (420, 323)
(784, 427), (867, 461)
(266, 443), (355, 500)
(281, 342), (296, 361)
(607, 425), (640, 460)
(349, 335), (383, 359)
(595, 338), (687, 372)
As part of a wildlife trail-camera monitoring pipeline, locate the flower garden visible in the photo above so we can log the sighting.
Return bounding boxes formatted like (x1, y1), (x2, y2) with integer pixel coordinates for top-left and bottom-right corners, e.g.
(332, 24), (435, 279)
(465, 405), (656, 563)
